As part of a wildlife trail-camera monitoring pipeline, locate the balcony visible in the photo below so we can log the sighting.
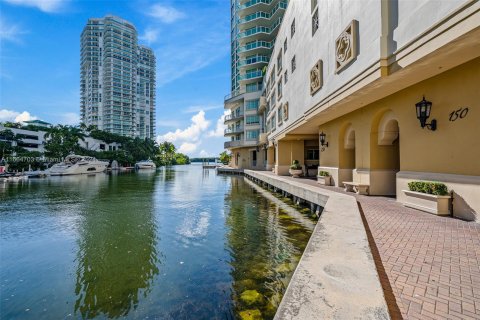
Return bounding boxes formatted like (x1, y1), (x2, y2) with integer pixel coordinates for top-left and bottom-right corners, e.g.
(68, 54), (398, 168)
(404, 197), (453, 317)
(239, 70), (263, 82)
(224, 139), (259, 149)
(238, 55), (270, 68)
(224, 113), (244, 123)
(238, 40), (272, 55)
(224, 126), (244, 135)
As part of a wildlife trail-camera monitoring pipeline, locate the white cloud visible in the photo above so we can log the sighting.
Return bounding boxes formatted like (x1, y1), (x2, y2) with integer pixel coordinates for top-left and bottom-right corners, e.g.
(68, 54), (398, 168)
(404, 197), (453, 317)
(146, 4), (185, 23)
(139, 27), (159, 45)
(157, 110), (210, 143)
(199, 150), (210, 158)
(0, 17), (26, 43)
(0, 109), (37, 123)
(208, 111), (228, 138)
(183, 104), (222, 114)
(178, 142), (198, 154)
(60, 112), (80, 125)
(3, 0), (67, 13)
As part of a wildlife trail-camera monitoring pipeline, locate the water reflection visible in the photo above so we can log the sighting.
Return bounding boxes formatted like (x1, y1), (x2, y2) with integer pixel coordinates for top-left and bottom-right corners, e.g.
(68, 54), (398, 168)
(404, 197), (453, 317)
(225, 177), (313, 320)
(74, 173), (160, 318)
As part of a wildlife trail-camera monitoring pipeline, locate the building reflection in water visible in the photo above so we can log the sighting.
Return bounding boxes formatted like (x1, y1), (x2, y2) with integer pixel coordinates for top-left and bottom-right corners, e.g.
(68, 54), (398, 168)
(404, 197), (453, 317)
(73, 172), (160, 318)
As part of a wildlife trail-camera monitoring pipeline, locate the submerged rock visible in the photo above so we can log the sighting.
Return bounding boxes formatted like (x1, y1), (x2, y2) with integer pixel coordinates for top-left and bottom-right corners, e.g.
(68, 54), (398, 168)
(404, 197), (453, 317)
(239, 309), (262, 320)
(240, 290), (265, 305)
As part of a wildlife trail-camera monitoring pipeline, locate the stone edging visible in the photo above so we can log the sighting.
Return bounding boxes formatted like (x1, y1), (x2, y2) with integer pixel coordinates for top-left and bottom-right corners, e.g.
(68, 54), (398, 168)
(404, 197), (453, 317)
(244, 170), (390, 320)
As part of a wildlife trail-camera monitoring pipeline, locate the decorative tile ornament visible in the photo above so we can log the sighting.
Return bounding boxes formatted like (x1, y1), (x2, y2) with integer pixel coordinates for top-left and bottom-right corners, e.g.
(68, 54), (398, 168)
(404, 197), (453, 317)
(310, 59), (323, 95)
(335, 20), (358, 73)
(283, 102), (289, 121)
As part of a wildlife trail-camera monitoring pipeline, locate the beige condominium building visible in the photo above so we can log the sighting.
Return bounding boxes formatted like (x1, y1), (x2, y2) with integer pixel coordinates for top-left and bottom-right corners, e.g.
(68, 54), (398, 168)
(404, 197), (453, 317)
(228, 0), (480, 221)
(224, 0), (288, 169)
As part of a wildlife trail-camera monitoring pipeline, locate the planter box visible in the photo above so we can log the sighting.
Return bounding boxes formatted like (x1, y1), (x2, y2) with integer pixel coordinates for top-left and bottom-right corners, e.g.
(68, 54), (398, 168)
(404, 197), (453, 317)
(289, 169), (303, 178)
(402, 190), (451, 216)
(317, 175), (332, 186)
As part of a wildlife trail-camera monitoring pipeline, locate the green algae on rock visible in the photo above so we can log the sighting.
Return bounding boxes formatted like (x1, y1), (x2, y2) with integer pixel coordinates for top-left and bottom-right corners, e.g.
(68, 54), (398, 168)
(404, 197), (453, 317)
(239, 309), (263, 320)
(241, 290), (265, 305)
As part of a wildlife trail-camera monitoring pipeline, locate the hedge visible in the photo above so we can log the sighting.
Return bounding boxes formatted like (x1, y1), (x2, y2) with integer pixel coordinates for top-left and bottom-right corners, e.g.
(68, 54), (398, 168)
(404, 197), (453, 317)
(407, 181), (449, 196)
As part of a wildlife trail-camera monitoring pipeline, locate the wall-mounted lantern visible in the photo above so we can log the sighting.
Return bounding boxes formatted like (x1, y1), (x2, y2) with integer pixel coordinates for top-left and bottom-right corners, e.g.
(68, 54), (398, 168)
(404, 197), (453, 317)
(319, 131), (329, 147)
(415, 96), (437, 131)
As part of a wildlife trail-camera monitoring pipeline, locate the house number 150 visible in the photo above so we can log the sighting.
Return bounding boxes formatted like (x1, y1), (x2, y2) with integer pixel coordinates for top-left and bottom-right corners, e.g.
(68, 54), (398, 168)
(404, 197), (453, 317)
(449, 107), (469, 122)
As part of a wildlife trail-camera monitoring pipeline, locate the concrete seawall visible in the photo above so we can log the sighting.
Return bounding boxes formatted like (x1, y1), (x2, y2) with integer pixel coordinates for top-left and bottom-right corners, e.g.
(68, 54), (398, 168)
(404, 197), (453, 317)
(244, 170), (390, 320)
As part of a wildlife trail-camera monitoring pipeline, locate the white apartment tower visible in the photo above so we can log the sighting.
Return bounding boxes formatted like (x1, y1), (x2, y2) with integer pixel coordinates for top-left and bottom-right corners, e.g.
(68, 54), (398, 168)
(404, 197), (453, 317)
(224, 0), (287, 169)
(81, 15), (156, 139)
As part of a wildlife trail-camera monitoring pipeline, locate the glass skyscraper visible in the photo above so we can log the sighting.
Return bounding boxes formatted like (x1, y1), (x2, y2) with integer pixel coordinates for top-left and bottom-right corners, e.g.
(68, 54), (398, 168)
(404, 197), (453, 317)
(81, 15), (156, 139)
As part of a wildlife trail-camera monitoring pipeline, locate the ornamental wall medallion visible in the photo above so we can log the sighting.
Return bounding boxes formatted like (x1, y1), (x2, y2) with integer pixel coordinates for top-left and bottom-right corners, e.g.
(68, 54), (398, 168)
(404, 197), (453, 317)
(283, 102), (289, 121)
(335, 20), (358, 73)
(310, 59), (323, 96)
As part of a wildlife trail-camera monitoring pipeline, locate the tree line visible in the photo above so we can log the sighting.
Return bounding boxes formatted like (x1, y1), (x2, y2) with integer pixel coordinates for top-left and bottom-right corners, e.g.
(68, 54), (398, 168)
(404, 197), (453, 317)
(0, 123), (190, 170)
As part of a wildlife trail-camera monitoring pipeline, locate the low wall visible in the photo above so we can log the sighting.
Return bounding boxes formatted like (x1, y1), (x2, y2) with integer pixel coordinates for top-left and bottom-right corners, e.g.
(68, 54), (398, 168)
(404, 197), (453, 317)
(244, 170), (390, 320)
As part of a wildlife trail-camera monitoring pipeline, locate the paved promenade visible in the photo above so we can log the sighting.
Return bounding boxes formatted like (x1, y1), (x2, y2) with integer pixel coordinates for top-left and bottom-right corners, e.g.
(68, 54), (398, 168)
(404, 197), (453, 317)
(259, 172), (480, 320)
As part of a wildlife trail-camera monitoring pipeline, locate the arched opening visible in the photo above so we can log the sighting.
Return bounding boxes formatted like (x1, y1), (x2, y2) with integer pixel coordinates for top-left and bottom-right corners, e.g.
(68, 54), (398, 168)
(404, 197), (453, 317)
(338, 123), (356, 186)
(370, 110), (400, 196)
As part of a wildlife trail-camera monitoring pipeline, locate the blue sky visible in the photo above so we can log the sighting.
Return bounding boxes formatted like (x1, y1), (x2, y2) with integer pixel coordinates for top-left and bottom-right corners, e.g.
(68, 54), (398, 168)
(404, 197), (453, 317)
(0, 0), (231, 157)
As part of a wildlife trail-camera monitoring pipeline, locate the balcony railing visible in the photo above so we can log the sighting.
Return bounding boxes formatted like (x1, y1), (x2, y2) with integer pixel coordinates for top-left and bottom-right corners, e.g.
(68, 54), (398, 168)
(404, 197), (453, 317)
(224, 126), (244, 134)
(238, 55), (269, 67)
(224, 89), (245, 101)
(238, 40), (272, 53)
(239, 70), (263, 81)
(240, 0), (270, 10)
(224, 113), (244, 122)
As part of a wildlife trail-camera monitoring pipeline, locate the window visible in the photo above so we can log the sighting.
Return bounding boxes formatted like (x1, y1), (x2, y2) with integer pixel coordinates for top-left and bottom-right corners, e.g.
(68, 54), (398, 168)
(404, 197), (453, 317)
(277, 76), (282, 98)
(291, 56), (296, 72)
(291, 19), (295, 38)
(284, 38), (287, 53)
(312, 9), (319, 35)
(246, 130), (259, 140)
(284, 70), (288, 84)
(246, 115), (260, 125)
(245, 99), (259, 110)
(278, 106), (283, 125)
(307, 149), (320, 160)
(277, 52), (282, 74)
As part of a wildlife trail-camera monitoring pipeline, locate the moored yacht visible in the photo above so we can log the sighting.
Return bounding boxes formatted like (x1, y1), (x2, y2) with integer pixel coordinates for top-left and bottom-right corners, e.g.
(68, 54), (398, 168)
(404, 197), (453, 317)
(48, 155), (109, 176)
(135, 160), (156, 170)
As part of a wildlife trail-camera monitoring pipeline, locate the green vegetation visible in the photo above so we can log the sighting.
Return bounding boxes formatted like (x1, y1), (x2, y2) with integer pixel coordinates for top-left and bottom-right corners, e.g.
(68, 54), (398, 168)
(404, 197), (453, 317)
(0, 123), (191, 170)
(408, 181), (449, 196)
(318, 170), (330, 177)
(290, 160), (301, 170)
(219, 151), (231, 164)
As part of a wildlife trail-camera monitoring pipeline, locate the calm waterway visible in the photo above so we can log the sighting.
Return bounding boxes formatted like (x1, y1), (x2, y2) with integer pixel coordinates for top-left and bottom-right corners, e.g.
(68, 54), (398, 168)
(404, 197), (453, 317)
(0, 165), (315, 320)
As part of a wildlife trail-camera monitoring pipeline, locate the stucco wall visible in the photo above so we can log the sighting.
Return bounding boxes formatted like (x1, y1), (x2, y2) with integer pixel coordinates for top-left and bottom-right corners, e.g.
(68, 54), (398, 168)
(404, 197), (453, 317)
(317, 58), (479, 219)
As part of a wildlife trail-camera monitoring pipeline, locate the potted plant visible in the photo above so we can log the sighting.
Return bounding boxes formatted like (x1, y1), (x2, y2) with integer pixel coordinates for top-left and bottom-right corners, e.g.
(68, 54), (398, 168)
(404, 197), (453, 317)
(317, 170), (332, 186)
(289, 160), (303, 178)
(402, 181), (451, 216)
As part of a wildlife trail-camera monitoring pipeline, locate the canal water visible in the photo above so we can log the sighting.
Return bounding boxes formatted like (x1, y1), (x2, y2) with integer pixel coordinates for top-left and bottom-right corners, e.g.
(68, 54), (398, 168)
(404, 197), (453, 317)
(0, 165), (315, 320)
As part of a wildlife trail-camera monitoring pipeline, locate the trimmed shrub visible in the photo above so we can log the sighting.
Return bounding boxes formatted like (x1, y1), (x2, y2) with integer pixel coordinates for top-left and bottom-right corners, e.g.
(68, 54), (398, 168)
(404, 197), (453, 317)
(318, 171), (330, 177)
(290, 160), (301, 170)
(408, 181), (449, 196)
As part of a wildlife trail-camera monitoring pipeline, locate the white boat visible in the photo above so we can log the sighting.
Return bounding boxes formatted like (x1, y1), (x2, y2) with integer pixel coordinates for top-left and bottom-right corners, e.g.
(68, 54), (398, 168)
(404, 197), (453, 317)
(135, 160), (156, 170)
(48, 155), (109, 176)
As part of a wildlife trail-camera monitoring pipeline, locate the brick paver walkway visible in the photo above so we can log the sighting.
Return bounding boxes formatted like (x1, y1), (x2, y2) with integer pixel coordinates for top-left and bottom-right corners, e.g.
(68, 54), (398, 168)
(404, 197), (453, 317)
(263, 173), (480, 320)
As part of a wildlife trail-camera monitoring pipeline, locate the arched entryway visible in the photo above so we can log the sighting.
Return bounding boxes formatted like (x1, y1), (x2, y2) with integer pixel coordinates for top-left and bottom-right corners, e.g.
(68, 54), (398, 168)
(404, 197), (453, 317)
(370, 110), (400, 195)
(338, 123), (356, 186)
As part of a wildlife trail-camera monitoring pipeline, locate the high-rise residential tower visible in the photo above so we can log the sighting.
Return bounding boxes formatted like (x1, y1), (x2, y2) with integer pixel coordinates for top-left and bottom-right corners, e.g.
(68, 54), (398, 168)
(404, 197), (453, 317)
(81, 15), (156, 139)
(223, 0), (288, 169)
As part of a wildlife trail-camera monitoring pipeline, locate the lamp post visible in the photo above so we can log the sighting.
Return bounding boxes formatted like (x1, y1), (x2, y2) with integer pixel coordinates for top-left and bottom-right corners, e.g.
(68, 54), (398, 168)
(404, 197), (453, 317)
(415, 96), (437, 131)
